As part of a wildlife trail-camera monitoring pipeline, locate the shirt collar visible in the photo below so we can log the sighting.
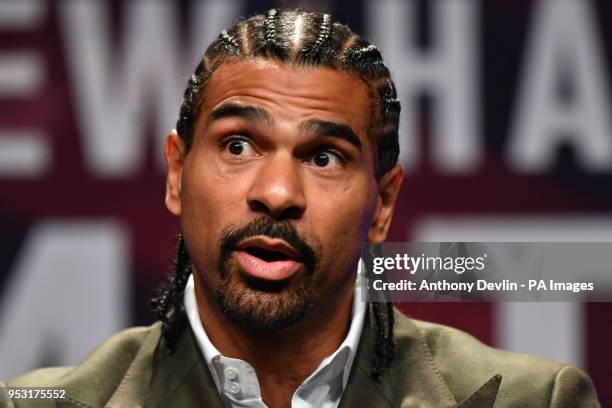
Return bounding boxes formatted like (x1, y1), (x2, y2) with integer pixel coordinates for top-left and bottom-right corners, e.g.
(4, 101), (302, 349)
(183, 260), (367, 395)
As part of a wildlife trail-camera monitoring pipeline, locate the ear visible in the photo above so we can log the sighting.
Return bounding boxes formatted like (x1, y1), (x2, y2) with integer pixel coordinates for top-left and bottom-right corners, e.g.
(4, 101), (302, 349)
(368, 164), (404, 243)
(164, 130), (185, 217)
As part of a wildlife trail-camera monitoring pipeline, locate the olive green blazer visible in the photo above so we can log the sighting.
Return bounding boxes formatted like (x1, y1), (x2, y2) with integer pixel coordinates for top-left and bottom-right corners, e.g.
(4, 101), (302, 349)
(3, 308), (600, 407)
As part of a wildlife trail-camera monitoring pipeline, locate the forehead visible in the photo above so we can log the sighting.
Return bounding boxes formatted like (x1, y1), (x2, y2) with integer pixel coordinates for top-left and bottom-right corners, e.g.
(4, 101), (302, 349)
(197, 59), (373, 135)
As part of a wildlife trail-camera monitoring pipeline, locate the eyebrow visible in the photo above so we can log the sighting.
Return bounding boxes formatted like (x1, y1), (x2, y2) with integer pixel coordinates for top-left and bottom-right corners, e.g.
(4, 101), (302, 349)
(299, 118), (363, 151)
(208, 102), (272, 126)
(208, 102), (363, 151)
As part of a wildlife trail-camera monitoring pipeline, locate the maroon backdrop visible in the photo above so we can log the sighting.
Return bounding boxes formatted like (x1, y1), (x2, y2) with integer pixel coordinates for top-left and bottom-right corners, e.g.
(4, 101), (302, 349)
(1, 0), (610, 403)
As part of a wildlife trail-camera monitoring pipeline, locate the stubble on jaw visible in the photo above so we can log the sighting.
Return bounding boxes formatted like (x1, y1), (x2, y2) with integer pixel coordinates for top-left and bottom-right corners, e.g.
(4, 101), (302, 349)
(212, 217), (320, 331)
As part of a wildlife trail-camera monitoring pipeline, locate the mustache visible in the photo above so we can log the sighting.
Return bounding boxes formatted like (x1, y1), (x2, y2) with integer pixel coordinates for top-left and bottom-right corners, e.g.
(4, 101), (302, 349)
(219, 217), (317, 275)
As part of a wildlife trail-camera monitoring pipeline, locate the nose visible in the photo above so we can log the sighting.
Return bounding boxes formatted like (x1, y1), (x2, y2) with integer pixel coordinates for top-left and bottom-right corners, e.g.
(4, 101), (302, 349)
(246, 153), (306, 220)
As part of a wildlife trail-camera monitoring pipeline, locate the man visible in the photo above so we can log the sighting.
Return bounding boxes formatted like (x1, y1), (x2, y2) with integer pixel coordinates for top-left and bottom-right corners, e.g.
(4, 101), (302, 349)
(3, 9), (600, 408)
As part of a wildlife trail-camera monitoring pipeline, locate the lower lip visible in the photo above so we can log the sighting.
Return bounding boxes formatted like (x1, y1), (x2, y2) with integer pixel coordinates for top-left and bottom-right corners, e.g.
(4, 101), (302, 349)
(234, 250), (302, 281)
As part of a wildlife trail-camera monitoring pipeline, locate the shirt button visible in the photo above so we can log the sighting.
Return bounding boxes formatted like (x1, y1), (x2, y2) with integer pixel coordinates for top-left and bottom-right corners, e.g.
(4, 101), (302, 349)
(227, 381), (241, 395)
(225, 367), (238, 380)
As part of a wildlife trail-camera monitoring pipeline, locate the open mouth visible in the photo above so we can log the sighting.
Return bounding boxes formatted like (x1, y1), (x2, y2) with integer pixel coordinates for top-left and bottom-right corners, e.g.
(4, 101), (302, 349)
(234, 237), (304, 281)
(243, 246), (293, 262)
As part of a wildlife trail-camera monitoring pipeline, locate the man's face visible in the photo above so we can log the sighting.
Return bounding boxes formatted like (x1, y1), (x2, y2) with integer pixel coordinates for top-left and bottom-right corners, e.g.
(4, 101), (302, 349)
(165, 59), (402, 330)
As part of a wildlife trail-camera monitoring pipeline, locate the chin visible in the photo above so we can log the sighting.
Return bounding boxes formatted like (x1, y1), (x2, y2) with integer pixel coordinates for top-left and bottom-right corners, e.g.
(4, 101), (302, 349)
(213, 266), (315, 331)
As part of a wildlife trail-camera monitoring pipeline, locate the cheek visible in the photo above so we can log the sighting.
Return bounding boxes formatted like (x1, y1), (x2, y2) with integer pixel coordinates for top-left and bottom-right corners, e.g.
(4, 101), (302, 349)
(307, 177), (376, 271)
(183, 149), (251, 217)
(312, 173), (376, 228)
(179, 152), (253, 267)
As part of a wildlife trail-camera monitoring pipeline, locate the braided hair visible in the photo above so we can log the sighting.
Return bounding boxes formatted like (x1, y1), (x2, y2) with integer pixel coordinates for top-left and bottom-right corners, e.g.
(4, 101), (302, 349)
(152, 9), (400, 381)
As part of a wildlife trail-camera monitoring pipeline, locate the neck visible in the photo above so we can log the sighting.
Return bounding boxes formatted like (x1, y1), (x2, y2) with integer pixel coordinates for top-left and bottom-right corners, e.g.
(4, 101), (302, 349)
(193, 272), (356, 406)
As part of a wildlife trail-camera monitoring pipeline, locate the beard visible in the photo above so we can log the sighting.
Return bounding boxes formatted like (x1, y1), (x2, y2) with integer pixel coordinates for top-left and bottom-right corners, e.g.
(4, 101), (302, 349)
(213, 217), (319, 331)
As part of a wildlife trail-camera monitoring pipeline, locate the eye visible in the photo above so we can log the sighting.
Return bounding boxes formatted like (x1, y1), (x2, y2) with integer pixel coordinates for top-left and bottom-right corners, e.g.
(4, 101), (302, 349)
(309, 150), (344, 168)
(222, 138), (258, 157)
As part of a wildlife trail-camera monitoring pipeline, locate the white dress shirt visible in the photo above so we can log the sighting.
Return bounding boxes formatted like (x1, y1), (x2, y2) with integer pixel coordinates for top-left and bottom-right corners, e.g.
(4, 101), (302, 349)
(183, 263), (366, 408)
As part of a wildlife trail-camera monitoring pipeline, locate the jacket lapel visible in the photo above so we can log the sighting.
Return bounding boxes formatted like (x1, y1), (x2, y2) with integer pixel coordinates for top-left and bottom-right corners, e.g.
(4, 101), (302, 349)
(341, 308), (457, 408)
(107, 322), (224, 408)
(341, 308), (501, 408)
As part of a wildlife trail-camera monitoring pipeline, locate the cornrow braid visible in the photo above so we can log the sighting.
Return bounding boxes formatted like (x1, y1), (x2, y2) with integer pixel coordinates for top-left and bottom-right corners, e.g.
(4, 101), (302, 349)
(338, 40), (400, 177)
(361, 243), (396, 380)
(371, 302), (395, 380)
(264, 9), (278, 42)
(175, 58), (209, 152)
(154, 8), (401, 380)
(260, 8), (286, 58)
(340, 44), (386, 76)
(151, 234), (190, 352)
(301, 13), (332, 60)
(218, 30), (241, 55)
